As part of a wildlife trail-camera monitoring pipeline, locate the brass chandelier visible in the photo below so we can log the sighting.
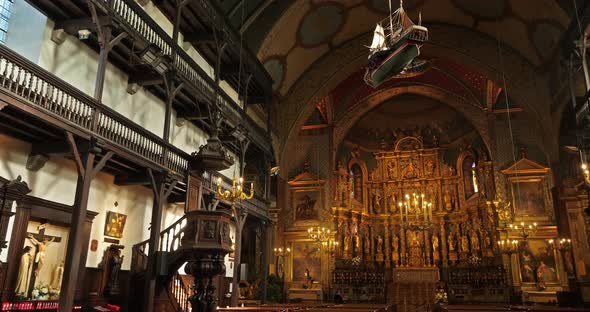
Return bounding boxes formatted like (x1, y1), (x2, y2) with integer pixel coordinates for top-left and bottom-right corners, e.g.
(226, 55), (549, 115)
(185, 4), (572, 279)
(398, 193), (433, 230)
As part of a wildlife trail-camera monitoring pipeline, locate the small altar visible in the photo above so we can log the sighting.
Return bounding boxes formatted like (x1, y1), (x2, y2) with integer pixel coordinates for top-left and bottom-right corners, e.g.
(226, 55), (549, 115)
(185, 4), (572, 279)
(392, 267), (440, 283)
(287, 287), (323, 303)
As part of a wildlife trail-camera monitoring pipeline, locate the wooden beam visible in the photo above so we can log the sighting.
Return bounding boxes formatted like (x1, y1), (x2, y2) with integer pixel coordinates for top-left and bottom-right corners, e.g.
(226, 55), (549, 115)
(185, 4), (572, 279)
(128, 72), (164, 86)
(184, 32), (223, 44)
(492, 108), (523, 114)
(114, 172), (151, 186)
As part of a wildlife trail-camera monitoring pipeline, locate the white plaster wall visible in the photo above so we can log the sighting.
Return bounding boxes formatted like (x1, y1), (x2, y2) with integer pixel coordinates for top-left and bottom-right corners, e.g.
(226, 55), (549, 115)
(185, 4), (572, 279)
(0, 134), (186, 271)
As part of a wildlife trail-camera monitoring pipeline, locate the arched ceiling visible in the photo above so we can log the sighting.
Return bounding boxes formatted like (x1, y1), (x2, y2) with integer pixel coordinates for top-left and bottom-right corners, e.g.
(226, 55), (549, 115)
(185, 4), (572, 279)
(343, 94), (477, 151)
(252, 0), (569, 97)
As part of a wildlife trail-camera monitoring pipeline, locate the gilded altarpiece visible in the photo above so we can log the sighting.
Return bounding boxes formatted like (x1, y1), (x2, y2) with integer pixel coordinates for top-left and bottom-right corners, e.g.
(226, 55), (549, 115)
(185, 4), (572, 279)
(500, 157), (569, 302)
(333, 136), (498, 270)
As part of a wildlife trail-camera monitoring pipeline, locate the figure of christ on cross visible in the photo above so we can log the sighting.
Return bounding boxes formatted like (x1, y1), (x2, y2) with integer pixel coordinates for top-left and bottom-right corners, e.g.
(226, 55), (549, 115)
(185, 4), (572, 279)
(26, 225), (62, 297)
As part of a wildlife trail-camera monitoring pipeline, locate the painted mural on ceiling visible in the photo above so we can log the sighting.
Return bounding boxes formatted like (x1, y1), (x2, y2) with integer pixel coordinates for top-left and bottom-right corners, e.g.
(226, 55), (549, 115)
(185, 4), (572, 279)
(256, 0), (568, 97)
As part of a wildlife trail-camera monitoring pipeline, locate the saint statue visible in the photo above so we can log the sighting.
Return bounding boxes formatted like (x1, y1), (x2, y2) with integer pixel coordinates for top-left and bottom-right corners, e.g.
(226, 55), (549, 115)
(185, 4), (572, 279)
(51, 261), (64, 289)
(387, 161), (396, 179)
(461, 234), (469, 253)
(343, 233), (351, 256)
(392, 235), (400, 265)
(376, 235), (383, 254)
(470, 230), (480, 252)
(432, 235), (440, 262)
(408, 231), (423, 267)
(15, 246), (33, 298)
(28, 234), (55, 276)
(443, 188), (453, 211)
(364, 234), (371, 255)
(354, 234), (361, 254)
(372, 189), (382, 214)
(448, 233), (456, 251)
(403, 161), (416, 178)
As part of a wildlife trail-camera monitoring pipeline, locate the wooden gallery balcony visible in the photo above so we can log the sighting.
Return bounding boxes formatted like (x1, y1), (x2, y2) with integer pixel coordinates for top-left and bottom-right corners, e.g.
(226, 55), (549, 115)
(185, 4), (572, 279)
(26, 0), (272, 156)
(0, 44), (189, 195)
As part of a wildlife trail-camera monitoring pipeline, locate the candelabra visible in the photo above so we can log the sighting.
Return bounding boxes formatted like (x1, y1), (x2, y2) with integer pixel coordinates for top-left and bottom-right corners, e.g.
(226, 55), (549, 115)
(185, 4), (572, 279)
(497, 239), (519, 255)
(509, 221), (537, 240)
(398, 193), (433, 230)
(308, 227), (332, 243)
(321, 239), (339, 255)
(216, 176), (254, 206)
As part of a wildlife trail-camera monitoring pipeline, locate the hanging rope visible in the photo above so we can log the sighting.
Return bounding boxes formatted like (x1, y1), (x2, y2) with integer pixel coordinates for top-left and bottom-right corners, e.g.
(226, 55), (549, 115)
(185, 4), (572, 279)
(495, 32), (522, 219)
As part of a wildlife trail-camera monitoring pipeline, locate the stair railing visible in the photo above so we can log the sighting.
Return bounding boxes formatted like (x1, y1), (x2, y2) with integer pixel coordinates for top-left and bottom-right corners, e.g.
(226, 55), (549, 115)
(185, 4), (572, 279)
(169, 272), (191, 312)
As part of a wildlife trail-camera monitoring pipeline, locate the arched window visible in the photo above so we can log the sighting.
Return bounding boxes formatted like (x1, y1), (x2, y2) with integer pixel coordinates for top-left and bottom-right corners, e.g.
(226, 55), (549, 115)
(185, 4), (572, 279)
(462, 156), (478, 198)
(351, 164), (363, 203)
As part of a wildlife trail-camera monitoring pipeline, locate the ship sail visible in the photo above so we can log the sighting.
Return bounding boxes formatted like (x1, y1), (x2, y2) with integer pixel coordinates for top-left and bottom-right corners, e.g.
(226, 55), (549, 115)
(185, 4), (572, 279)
(369, 24), (386, 51)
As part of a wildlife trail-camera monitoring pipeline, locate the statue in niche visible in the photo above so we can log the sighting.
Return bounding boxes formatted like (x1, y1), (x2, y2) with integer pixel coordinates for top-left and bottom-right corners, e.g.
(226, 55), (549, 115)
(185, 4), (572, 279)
(336, 161), (349, 206)
(15, 246), (33, 298)
(388, 191), (397, 213)
(392, 235), (400, 265)
(470, 229), (480, 252)
(51, 261), (64, 289)
(408, 231), (423, 267)
(27, 234), (55, 276)
(343, 227), (351, 256)
(461, 234), (469, 253)
(448, 232), (456, 252)
(403, 160), (417, 178)
(443, 187), (456, 211)
(432, 235), (440, 263)
(425, 158), (435, 176)
(354, 234), (361, 254)
(376, 235), (383, 254)
(387, 160), (396, 179)
(482, 230), (493, 257)
(364, 233), (371, 255)
(372, 189), (382, 214)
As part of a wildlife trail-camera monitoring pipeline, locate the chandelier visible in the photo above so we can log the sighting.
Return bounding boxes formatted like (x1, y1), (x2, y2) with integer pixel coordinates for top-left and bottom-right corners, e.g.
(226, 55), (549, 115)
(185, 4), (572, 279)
(216, 176), (254, 206)
(509, 221), (537, 240)
(399, 193), (433, 230)
(548, 238), (572, 252)
(307, 226), (332, 243)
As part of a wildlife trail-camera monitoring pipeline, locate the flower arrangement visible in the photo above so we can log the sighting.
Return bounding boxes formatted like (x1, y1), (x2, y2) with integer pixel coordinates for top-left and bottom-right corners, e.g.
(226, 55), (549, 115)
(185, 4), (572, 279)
(351, 257), (362, 266)
(31, 283), (60, 301)
(468, 255), (481, 267)
(434, 288), (448, 304)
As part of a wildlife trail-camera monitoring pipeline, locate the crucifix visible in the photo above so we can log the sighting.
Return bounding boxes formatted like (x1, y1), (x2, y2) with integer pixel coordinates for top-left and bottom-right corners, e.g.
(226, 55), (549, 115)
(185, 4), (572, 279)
(26, 224), (62, 297)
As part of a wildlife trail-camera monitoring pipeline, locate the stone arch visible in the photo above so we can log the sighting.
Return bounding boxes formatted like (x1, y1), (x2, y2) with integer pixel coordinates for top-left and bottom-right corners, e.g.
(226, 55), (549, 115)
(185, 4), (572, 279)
(332, 84), (491, 160)
(274, 25), (557, 168)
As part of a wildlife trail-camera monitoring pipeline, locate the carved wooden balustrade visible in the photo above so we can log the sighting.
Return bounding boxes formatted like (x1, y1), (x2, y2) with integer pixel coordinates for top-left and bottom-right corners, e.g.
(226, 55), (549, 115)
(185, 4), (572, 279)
(91, 0), (270, 155)
(169, 272), (191, 312)
(0, 44), (189, 178)
(131, 215), (188, 273)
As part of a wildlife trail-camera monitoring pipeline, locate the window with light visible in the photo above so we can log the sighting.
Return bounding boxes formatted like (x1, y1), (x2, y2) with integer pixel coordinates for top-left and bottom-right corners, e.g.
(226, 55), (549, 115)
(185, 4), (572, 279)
(0, 0), (13, 44)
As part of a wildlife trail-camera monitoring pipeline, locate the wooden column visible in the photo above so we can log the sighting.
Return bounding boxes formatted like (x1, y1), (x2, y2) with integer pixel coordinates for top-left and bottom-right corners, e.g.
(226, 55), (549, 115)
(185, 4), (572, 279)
(1, 204), (30, 300)
(260, 221), (270, 304)
(59, 134), (113, 312)
(143, 169), (177, 312)
(231, 207), (247, 307)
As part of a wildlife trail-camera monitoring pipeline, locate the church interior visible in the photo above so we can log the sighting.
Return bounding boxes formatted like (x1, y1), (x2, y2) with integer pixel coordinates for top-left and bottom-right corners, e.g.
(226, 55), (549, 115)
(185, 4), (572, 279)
(2, 0), (590, 311)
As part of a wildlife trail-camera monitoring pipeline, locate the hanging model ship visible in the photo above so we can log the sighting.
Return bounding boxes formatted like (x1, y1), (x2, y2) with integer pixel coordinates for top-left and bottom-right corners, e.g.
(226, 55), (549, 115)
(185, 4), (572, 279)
(364, 0), (429, 88)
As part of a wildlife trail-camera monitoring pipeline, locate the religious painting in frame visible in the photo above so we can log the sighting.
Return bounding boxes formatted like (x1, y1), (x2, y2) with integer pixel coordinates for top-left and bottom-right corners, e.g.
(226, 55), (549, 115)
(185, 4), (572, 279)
(500, 156), (553, 222)
(288, 162), (325, 227)
(517, 239), (559, 284)
(290, 241), (321, 283)
(104, 211), (127, 238)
